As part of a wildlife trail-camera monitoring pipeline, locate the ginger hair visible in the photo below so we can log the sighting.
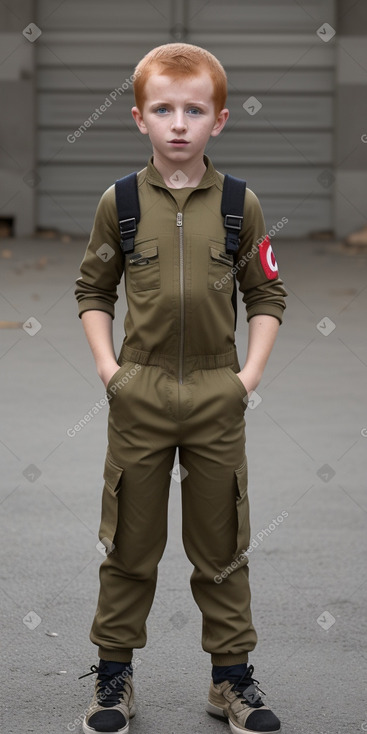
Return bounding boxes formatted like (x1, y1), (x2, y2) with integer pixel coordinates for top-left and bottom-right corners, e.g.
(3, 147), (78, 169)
(133, 42), (227, 116)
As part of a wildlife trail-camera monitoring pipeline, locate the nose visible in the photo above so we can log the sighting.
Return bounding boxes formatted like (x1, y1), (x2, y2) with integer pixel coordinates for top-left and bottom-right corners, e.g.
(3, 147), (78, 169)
(171, 109), (187, 132)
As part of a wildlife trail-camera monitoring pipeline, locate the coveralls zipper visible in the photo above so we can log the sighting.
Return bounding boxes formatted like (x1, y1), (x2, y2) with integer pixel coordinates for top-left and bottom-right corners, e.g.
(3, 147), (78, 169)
(177, 211), (184, 385)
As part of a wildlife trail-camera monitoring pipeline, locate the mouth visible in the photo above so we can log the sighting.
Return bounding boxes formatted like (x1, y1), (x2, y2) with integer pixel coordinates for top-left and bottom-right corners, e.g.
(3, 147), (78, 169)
(169, 139), (189, 145)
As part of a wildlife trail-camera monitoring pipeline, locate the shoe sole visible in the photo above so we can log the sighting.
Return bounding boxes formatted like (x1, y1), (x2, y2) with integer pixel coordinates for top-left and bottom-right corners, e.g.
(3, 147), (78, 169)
(82, 705), (136, 734)
(206, 701), (281, 734)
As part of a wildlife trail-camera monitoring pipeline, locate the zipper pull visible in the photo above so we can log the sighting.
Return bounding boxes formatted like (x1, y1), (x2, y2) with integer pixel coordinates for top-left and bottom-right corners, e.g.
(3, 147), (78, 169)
(177, 212), (183, 227)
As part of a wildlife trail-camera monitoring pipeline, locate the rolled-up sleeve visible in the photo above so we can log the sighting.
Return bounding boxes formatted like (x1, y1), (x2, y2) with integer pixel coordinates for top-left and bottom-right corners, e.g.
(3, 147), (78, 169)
(236, 188), (288, 324)
(74, 185), (124, 319)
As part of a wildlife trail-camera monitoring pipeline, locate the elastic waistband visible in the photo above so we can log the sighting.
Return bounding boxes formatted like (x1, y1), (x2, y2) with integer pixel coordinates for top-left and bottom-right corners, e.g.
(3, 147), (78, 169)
(119, 344), (240, 375)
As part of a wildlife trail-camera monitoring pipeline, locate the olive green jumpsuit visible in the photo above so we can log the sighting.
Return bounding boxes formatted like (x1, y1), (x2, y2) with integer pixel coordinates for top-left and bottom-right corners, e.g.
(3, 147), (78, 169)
(75, 155), (287, 665)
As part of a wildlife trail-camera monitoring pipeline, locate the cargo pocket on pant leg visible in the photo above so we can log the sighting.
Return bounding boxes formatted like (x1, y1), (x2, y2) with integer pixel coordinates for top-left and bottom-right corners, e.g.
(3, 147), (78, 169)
(98, 449), (124, 555)
(234, 460), (250, 559)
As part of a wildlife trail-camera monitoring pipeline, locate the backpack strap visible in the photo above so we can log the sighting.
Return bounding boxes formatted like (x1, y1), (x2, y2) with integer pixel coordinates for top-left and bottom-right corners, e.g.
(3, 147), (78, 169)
(114, 172), (140, 255)
(221, 174), (247, 331)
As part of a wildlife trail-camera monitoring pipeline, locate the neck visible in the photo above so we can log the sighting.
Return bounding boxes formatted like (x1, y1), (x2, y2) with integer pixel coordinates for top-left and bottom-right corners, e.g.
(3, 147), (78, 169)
(152, 151), (207, 188)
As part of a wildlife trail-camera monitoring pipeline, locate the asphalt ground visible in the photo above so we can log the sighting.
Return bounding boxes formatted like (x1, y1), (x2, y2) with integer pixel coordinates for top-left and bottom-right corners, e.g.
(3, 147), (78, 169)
(1, 235), (367, 734)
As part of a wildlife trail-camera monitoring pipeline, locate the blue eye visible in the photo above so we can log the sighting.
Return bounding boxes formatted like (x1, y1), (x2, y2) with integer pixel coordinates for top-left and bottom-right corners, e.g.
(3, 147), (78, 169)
(188, 108), (201, 115)
(155, 107), (167, 114)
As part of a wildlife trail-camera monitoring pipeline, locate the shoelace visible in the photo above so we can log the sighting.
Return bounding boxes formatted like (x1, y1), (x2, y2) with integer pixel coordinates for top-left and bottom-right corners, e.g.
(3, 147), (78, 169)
(231, 664), (265, 708)
(78, 665), (128, 707)
(79, 665), (99, 679)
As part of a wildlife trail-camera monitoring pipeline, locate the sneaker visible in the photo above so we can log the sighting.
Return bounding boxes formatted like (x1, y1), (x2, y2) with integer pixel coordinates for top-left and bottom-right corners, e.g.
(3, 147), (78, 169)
(206, 664), (280, 733)
(80, 660), (136, 734)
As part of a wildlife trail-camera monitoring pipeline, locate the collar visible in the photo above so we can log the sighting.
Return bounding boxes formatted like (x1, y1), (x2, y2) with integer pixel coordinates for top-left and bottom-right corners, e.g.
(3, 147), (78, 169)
(145, 154), (217, 190)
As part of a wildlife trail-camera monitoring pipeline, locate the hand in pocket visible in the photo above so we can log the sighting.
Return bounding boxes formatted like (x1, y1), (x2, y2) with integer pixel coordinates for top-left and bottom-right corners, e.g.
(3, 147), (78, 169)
(100, 363), (120, 390)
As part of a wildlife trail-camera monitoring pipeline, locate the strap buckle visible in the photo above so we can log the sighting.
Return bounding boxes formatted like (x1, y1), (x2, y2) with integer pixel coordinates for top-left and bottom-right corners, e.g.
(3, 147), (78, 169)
(118, 217), (137, 236)
(224, 214), (243, 231)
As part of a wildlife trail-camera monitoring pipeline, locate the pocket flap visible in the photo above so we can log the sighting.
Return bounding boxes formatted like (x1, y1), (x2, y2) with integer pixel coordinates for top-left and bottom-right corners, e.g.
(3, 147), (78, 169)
(103, 451), (124, 495)
(234, 460), (248, 499)
(130, 245), (158, 262)
(209, 246), (233, 266)
(234, 460), (250, 556)
(99, 451), (124, 551)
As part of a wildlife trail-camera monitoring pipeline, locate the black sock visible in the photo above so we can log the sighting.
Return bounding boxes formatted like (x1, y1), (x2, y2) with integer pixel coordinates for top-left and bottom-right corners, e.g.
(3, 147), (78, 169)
(212, 662), (248, 684)
(99, 659), (133, 677)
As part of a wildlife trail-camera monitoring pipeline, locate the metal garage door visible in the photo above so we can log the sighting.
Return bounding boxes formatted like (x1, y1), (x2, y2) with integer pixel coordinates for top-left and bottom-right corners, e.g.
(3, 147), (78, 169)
(36, 0), (336, 237)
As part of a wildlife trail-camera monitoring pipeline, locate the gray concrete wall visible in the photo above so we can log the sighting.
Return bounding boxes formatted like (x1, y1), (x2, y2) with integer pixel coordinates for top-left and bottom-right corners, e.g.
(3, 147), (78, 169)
(335, 1), (367, 237)
(0, 0), (36, 236)
(1, 2), (366, 239)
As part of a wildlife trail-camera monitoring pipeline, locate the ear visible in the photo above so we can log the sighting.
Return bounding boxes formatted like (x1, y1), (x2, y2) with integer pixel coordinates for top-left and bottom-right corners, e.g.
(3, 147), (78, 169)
(210, 108), (230, 138)
(131, 106), (149, 135)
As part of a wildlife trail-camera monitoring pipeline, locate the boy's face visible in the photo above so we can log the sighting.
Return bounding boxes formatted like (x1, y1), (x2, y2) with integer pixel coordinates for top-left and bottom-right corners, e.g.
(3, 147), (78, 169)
(131, 71), (229, 169)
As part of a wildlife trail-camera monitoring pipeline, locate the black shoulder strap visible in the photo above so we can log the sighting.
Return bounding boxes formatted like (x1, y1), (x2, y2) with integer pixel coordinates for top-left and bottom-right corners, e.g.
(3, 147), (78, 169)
(114, 172), (140, 255)
(221, 174), (247, 331)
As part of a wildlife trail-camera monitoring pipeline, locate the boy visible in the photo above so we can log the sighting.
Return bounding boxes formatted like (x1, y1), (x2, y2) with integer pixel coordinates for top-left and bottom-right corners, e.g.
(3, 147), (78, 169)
(75, 42), (287, 734)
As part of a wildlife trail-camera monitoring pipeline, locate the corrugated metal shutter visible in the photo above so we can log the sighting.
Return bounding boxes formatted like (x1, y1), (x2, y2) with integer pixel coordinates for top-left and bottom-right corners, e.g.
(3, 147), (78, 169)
(36, 0), (336, 237)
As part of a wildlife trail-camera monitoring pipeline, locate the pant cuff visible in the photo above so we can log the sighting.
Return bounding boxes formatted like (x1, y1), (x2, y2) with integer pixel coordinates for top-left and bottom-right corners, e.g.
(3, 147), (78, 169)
(211, 652), (249, 665)
(98, 646), (133, 663)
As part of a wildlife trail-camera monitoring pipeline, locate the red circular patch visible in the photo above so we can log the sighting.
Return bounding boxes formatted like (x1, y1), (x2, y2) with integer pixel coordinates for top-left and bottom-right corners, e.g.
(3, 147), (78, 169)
(258, 236), (279, 280)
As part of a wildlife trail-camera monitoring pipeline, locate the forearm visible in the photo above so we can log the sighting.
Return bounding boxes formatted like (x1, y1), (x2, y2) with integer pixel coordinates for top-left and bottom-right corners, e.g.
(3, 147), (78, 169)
(80, 310), (118, 379)
(237, 314), (280, 393)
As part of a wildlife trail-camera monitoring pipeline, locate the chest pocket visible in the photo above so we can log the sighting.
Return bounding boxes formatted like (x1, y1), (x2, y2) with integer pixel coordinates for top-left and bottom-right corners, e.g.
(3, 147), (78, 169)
(127, 243), (160, 292)
(208, 244), (234, 294)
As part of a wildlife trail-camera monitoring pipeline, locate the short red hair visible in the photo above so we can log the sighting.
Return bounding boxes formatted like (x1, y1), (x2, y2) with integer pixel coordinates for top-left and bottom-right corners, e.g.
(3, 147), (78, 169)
(133, 42), (227, 117)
